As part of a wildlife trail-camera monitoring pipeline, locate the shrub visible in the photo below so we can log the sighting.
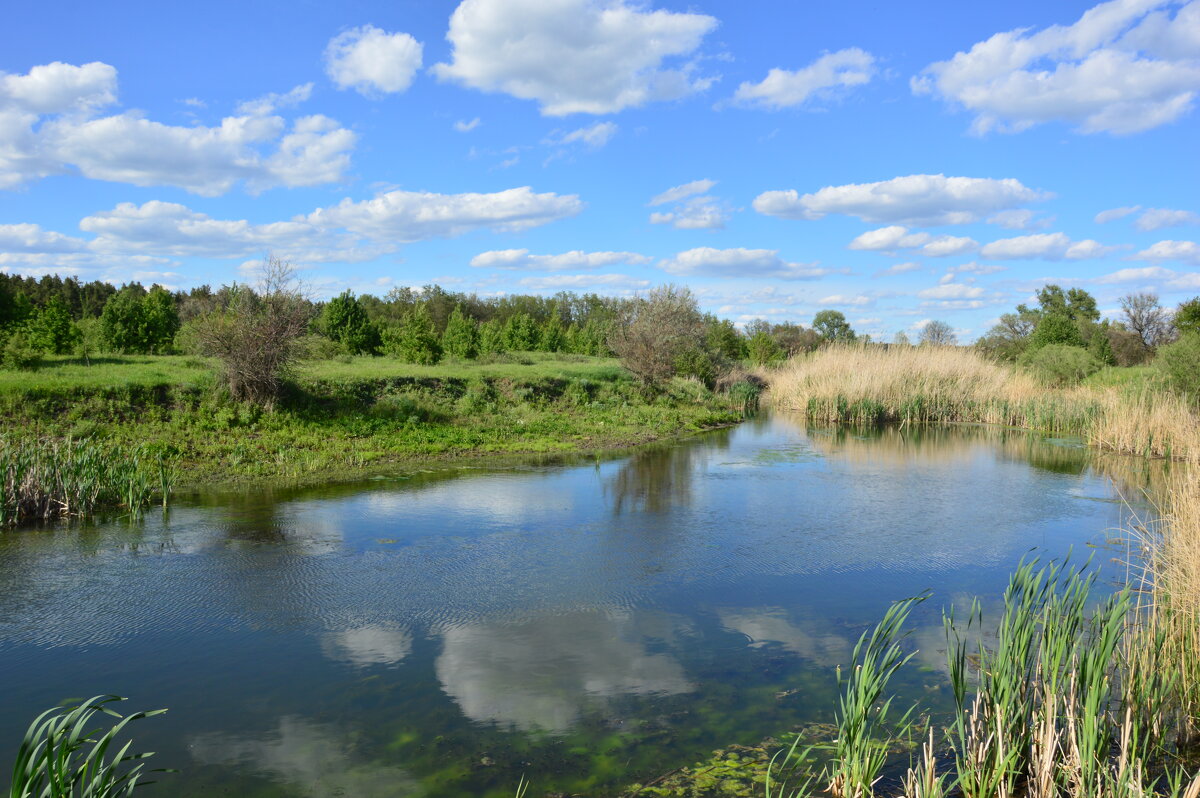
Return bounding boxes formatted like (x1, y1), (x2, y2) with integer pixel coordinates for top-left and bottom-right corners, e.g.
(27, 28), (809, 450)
(1156, 333), (1200, 402)
(100, 284), (179, 354)
(1028, 312), (1084, 350)
(27, 296), (80, 354)
(747, 331), (783, 365)
(0, 330), (42, 370)
(609, 284), (706, 387)
(191, 257), (312, 405)
(1018, 343), (1099, 386)
(381, 304), (442, 364)
(441, 305), (479, 359)
(321, 291), (379, 354)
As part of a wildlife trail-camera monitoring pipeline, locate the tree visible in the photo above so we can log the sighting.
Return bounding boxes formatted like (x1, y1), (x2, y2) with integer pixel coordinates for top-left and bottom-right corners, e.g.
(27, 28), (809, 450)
(608, 285), (706, 386)
(772, 322), (820, 356)
(382, 304), (442, 365)
(322, 291), (379, 354)
(812, 310), (856, 342)
(893, 330), (912, 346)
(918, 320), (956, 346)
(705, 317), (747, 361)
(192, 257), (313, 405)
(441, 305), (480, 359)
(502, 312), (540, 351)
(746, 331), (783, 366)
(99, 285), (148, 353)
(1174, 297), (1200, 337)
(141, 286), (180, 353)
(478, 318), (506, 354)
(1121, 293), (1172, 351)
(28, 296), (80, 355)
(1029, 312), (1084, 350)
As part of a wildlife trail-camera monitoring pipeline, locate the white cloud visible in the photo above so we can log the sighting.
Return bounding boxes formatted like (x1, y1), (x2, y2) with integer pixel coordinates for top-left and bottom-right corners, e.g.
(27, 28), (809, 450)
(1134, 239), (1200, 265)
(1095, 265), (1178, 283)
(432, 0), (718, 116)
(847, 225), (975, 256)
(325, 25), (423, 96)
(921, 235), (978, 257)
(516, 273), (651, 291)
(551, 121), (618, 148)
(948, 261), (1007, 275)
(307, 186), (584, 240)
(470, 249), (650, 270)
(873, 261), (923, 277)
(755, 174), (1049, 225)
(1095, 205), (1142, 223)
(236, 83), (313, 116)
(987, 209), (1052, 230)
(649, 178), (716, 207)
(980, 232), (1117, 260)
(912, 0), (1200, 135)
(453, 117), (481, 132)
(649, 195), (729, 230)
(1135, 207), (1200, 231)
(818, 293), (875, 307)
(918, 283), (986, 300)
(659, 247), (842, 280)
(0, 223), (88, 253)
(0, 62), (356, 194)
(732, 48), (876, 110)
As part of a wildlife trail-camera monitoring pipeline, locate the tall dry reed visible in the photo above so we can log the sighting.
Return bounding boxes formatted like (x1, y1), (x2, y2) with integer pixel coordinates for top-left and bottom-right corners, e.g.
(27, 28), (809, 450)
(765, 345), (1200, 463)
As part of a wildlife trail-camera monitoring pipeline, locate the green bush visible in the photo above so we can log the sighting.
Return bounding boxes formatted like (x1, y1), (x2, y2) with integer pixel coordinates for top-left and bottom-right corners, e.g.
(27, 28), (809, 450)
(0, 330), (42, 370)
(1018, 343), (1099, 386)
(1155, 333), (1200, 402)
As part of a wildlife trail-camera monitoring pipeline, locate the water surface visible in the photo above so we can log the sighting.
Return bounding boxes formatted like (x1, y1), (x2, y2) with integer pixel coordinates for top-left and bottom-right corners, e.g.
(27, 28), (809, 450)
(0, 415), (1154, 796)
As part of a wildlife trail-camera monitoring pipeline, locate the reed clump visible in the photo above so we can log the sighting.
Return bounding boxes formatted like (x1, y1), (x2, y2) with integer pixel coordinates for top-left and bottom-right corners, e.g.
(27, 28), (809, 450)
(765, 345), (1200, 462)
(0, 436), (173, 525)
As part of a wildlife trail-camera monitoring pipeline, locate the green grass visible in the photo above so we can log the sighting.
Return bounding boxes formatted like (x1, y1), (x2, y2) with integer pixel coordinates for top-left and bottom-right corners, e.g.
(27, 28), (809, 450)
(1082, 365), (1158, 390)
(0, 353), (744, 491)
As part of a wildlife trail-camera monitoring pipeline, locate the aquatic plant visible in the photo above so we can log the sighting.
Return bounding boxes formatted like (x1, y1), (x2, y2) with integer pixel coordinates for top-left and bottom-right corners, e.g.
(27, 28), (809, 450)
(765, 344), (1200, 463)
(8, 695), (168, 798)
(0, 437), (171, 525)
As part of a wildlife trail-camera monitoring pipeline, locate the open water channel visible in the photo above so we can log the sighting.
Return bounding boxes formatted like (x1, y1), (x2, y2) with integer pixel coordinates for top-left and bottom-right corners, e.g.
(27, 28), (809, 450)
(0, 414), (1161, 796)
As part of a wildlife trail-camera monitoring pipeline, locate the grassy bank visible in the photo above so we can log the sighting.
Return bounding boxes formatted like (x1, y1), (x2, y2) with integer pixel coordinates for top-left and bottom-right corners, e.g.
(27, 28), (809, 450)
(765, 345), (1200, 463)
(0, 352), (746, 491)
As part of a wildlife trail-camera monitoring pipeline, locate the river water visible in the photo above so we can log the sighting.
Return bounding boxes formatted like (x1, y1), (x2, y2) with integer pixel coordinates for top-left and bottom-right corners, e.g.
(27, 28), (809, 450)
(0, 414), (1157, 796)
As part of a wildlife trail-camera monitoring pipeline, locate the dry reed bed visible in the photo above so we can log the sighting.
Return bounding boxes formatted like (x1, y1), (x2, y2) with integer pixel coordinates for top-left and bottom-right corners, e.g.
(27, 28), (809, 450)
(765, 345), (1200, 463)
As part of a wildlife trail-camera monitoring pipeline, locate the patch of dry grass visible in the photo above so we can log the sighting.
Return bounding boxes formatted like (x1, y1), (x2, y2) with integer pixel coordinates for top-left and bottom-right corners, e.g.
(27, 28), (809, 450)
(764, 345), (1200, 462)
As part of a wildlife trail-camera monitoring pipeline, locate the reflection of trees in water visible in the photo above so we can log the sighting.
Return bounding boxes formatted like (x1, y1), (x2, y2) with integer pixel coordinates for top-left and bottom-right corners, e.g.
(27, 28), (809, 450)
(190, 716), (420, 797)
(605, 428), (732, 514)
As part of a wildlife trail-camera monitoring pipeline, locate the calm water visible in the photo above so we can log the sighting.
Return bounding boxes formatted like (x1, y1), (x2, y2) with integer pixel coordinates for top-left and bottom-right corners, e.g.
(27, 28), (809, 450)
(0, 415), (1155, 796)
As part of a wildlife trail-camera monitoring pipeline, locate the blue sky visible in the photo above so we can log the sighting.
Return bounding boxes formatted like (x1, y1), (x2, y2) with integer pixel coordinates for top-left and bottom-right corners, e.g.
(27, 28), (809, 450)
(2, 0), (1198, 340)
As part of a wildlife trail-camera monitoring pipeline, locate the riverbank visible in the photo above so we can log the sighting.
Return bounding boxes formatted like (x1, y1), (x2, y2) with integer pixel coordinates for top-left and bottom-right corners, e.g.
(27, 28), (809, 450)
(0, 352), (747, 495)
(763, 344), (1200, 463)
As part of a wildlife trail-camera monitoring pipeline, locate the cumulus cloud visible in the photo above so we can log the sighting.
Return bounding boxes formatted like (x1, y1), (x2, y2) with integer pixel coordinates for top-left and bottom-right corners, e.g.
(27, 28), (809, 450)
(912, 0), (1200, 135)
(1095, 265), (1178, 283)
(818, 293), (875, 307)
(0, 61), (355, 194)
(649, 195), (729, 230)
(307, 186), (583, 240)
(756, 174), (1050, 226)
(1095, 205), (1142, 223)
(872, 261), (923, 277)
(1134, 239), (1200, 265)
(659, 247), (843, 280)
(0, 223), (88, 253)
(1135, 207), (1200, 231)
(432, 0), (718, 116)
(980, 232), (1118, 260)
(649, 179), (716, 206)
(732, 48), (876, 110)
(987, 209), (1052, 230)
(918, 283), (986, 300)
(325, 25), (423, 96)
(847, 225), (976, 256)
(470, 248), (650, 270)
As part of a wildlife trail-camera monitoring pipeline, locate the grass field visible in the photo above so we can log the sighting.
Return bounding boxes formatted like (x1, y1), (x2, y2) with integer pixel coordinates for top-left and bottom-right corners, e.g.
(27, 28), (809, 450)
(0, 353), (744, 490)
